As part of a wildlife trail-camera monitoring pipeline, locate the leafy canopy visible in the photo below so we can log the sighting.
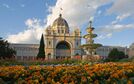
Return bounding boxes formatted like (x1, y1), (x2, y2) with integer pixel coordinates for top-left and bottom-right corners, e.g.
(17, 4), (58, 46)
(108, 48), (126, 60)
(0, 37), (16, 59)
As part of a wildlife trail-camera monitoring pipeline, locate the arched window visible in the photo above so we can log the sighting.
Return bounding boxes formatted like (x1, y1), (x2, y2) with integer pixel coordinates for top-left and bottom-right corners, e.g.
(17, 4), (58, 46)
(76, 42), (79, 46)
(49, 41), (51, 45)
(62, 30), (64, 33)
(58, 30), (60, 33)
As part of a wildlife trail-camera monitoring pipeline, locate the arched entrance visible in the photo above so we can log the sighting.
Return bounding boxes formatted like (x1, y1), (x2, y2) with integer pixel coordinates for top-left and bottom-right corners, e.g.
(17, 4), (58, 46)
(56, 41), (71, 59)
(47, 53), (51, 60)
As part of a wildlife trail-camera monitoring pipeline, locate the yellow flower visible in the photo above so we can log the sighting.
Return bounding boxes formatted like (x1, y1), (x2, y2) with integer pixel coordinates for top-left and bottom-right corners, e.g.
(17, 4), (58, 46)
(47, 77), (52, 83)
(94, 80), (99, 84)
(127, 80), (133, 84)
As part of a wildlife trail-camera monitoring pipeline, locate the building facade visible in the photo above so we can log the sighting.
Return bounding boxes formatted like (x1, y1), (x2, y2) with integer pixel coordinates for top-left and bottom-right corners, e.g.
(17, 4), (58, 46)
(45, 14), (81, 59)
(9, 14), (132, 60)
(10, 44), (39, 60)
(96, 46), (128, 58)
(128, 43), (134, 58)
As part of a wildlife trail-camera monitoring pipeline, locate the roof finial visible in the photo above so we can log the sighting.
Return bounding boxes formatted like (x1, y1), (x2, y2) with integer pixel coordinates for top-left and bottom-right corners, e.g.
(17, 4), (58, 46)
(89, 21), (92, 27)
(59, 8), (63, 17)
(59, 14), (62, 17)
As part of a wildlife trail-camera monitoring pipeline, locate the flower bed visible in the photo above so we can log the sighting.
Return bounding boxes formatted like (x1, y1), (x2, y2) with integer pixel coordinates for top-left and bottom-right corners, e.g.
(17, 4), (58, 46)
(0, 62), (134, 84)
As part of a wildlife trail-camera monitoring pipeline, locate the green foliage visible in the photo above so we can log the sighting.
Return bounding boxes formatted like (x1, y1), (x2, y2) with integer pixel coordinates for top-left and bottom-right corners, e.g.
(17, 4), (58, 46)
(0, 38), (16, 59)
(0, 59), (82, 66)
(118, 57), (134, 62)
(108, 48), (126, 60)
(103, 58), (119, 62)
(104, 56), (134, 62)
(37, 34), (45, 59)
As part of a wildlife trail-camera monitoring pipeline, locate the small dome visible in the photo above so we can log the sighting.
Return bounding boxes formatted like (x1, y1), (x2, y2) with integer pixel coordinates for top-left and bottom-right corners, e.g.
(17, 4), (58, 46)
(52, 14), (69, 28)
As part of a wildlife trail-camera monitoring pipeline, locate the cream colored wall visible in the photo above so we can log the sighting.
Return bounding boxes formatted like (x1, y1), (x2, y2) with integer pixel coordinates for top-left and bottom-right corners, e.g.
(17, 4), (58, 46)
(129, 50), (134, 58)
(96, 46), (128, 58)
(10, 44), (39, 60)
(128, 44), (134, 58)
(45, 32), (81, 59)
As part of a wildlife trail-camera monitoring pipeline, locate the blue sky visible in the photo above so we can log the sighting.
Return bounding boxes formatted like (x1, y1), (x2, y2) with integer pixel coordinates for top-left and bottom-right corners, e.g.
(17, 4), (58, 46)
(0, 0), (55, 36)
(0, 0), (134, 47)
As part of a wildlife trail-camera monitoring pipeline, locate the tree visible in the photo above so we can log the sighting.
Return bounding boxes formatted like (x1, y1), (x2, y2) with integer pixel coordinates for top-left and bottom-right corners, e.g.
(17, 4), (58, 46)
(108, 48), (126, 60)
(0, 37), (16, 59)
(118, 51), (126, 59)
(37, 34), (45, 59)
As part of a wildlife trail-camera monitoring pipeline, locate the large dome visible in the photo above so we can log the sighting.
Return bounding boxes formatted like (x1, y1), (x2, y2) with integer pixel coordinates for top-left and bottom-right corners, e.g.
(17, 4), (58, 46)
(52, 14), (69, 33)
(52, 14), (69, 28)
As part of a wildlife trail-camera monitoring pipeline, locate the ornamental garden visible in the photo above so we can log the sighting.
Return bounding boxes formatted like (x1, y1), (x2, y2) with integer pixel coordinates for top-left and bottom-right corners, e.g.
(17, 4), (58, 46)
(0, 19), (134, 83)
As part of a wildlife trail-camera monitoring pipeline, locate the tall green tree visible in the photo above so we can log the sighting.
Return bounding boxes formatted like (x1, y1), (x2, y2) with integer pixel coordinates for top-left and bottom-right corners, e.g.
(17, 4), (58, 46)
(108, 48), (126, 60)
(0, 37), (16, 59)
(37, 34), (45, 59)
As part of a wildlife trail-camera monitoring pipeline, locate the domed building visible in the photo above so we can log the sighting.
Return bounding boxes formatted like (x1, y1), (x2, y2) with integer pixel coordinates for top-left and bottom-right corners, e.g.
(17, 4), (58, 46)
(45, 14), (81, 59)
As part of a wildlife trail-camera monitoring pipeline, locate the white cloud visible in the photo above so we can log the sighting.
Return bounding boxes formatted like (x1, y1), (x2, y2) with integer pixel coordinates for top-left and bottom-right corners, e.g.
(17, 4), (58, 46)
(99, 0), (134, 39)
(25, 18), (41, 28)
(107, 0), (134, 17)
(96, 0), (134, 40)
(107, 33), (112, 37)
(96, 24), (134, 34)
(7, 18), (45, 44)
(95, 23), (134, 40)
(97, 33), (112, 40)
(6, 0), (113, 43)
(2, 4), (9, 8)
(46, 0), (112, 28)
(8, 0), (131, 43)
(112, 13), (130, 24)
(116, 13), (130, 21)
